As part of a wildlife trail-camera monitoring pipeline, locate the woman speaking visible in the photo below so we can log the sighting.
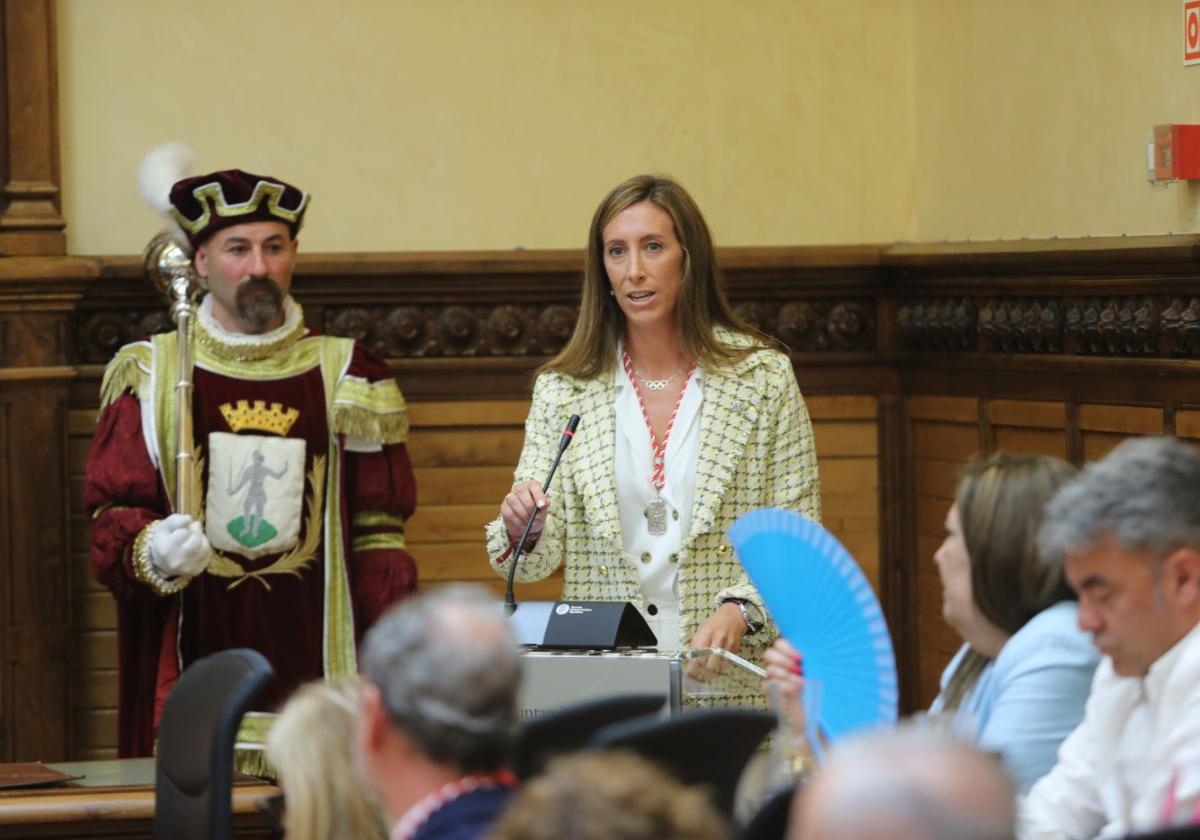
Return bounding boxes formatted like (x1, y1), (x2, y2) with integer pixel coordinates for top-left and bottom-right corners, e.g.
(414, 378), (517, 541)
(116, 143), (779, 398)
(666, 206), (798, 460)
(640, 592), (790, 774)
(486, 175), (820, 672)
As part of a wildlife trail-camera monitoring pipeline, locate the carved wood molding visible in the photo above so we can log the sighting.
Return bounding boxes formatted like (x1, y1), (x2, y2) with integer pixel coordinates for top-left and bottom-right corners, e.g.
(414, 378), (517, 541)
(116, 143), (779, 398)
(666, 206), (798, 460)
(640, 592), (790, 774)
(66, 248), (883, 366)
(76, 295), (879, 364)
(13, 237), (1200, 371)
(897, 294), (1200, 359)
(0, 0), (66, 256)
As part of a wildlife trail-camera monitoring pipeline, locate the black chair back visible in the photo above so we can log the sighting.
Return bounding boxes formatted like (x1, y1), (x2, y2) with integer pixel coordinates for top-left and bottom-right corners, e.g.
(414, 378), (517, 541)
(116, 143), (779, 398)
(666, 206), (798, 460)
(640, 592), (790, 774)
(589, 708), (776, 818)
(154, 648), (273, 840)
(513, 692), (666, 779)
(738, 783), (797, 840)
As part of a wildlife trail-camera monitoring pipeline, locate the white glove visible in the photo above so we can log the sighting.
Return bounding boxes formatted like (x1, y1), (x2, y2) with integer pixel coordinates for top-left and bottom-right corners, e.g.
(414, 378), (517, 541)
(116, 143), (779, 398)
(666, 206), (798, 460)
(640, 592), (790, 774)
(149, 514), (211, 578)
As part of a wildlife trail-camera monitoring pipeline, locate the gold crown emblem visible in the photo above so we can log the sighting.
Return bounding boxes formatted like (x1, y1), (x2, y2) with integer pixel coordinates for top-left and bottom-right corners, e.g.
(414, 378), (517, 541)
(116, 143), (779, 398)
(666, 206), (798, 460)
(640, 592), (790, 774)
(219, 400), (300, 436)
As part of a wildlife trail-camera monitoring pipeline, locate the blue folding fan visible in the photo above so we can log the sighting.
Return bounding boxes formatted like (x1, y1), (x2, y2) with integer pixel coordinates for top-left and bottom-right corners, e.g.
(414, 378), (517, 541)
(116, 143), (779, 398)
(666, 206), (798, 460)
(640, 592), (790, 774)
(728, 508), (898, 744)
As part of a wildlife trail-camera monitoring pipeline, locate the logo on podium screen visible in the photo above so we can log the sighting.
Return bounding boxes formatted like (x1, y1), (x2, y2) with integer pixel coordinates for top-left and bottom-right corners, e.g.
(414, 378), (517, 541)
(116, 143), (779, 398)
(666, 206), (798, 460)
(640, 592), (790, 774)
(555, 603), (571, 616)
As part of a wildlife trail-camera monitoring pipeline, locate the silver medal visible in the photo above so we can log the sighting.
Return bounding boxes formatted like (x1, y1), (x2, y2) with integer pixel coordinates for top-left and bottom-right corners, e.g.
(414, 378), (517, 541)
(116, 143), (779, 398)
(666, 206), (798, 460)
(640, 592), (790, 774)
(645, 496), (668, 537)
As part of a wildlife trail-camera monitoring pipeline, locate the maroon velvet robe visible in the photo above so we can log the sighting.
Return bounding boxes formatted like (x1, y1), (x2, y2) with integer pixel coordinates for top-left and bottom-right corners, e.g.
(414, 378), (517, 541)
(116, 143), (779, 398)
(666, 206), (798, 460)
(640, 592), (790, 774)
(85, 335), (416, 757)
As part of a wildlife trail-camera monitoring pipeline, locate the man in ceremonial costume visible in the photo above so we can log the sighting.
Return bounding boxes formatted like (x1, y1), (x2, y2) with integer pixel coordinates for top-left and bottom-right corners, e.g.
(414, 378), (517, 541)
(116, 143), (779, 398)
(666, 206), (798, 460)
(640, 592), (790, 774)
(85, 166), (417, 763)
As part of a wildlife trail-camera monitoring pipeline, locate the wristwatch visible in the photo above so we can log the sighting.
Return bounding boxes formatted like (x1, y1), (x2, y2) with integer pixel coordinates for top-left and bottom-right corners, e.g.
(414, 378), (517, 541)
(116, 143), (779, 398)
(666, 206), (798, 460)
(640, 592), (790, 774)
(722, 598), (764, 635)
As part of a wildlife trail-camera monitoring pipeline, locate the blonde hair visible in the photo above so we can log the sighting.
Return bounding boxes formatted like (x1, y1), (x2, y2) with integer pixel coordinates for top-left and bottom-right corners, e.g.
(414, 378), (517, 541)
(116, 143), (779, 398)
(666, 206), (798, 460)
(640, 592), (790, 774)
(266, 679), (388, 840)
(542, 174), (769, 380)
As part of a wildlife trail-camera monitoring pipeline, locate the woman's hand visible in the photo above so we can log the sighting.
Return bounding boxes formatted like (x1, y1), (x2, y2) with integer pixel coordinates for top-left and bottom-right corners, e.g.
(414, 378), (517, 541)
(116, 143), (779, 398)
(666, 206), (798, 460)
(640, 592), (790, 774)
(501, 480), (550, 546)
(686, 602), (750, 680)
(689, 601), (749, 654)
(764, 637), (805, 695)
(764, 637), (807, 736)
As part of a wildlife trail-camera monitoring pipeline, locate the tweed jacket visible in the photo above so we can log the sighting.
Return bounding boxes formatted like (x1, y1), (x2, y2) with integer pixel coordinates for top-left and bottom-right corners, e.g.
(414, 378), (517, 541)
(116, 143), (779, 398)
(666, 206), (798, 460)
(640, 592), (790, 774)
(487, 334), (821, 682)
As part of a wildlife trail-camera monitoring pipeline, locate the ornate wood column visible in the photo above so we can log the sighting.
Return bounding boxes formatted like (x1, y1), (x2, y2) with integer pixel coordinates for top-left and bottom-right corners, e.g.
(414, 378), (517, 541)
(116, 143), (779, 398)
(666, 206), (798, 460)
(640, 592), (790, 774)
(0, 0), (73, 759)
(0, 261), (91, 761)
(0, 0), (67, 256)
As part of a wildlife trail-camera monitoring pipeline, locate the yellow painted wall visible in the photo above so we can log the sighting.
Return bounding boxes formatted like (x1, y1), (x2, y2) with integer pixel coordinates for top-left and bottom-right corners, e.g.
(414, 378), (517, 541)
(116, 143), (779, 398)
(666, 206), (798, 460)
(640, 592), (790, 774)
(58, 1), (915, 254)
(912, 0), (1200, 241)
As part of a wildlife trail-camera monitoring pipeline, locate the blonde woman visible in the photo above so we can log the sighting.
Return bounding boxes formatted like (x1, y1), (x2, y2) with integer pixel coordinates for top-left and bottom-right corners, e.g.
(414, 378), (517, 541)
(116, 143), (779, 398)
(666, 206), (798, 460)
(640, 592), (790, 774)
(266, 678), (388, 840)
(487, 175), (821, 684)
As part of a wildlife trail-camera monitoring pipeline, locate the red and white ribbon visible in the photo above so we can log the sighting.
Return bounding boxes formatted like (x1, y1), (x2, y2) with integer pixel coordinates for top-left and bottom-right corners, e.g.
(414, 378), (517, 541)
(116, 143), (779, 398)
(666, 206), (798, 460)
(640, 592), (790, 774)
(390, 770), (518, 840)
(622, 349), (695, 491)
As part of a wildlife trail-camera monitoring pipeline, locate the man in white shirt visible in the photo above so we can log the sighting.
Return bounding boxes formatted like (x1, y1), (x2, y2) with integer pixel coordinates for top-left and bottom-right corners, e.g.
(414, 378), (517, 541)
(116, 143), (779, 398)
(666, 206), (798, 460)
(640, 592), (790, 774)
(1020, 436), (1200, 838)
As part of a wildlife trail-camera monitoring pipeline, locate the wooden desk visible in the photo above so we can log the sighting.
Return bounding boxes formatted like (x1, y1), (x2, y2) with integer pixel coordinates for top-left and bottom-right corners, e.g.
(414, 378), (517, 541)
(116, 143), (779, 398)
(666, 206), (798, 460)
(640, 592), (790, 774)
(0, 758), (277, 839)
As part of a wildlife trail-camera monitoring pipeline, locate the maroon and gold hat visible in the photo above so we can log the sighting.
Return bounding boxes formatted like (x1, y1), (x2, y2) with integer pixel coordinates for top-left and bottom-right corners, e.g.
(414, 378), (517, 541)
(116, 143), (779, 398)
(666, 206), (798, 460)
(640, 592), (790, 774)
(168, 169), (309, 249)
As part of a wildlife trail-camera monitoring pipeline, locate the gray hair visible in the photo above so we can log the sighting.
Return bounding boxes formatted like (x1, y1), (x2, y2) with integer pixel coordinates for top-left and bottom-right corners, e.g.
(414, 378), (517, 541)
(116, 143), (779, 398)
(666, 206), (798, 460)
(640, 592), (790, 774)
(360, 584), (520, 773)
(1038, 436), (1200, 569)
(797, 724), (1015, 840)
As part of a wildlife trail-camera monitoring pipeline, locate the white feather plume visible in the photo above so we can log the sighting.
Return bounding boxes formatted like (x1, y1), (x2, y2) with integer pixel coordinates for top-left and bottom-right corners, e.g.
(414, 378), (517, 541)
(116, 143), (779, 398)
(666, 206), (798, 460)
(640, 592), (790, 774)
(137, 142), (194, 216)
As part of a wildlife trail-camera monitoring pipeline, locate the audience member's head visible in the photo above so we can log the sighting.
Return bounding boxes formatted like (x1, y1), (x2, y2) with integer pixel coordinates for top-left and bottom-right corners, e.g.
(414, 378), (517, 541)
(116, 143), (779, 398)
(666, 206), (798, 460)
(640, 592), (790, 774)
(1039, 436), (1200, 677)
(936, 452), (1078, 707)
(790, 725), (1016, 840)
(357, 584), (521, 822)
(488, 750), (730, 840)
(266, 678), (388, 840)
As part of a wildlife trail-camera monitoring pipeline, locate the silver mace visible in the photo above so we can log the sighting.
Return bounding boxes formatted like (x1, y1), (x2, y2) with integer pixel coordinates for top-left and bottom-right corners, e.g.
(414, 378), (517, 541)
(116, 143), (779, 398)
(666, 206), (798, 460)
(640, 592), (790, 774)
(143, 232), (201, 518)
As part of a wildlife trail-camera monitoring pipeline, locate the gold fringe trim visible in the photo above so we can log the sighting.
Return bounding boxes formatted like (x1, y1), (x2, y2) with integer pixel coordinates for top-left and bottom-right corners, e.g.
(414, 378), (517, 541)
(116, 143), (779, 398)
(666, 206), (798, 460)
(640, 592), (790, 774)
(98, 347), (150, 410)
(234, 712), (277, 779)
(237, 711), (275, 743)
(234, 746), (276, 780)
(332, 405), (409, 445)
(335, 375), (407, 414)
(352, 533), (407, 552)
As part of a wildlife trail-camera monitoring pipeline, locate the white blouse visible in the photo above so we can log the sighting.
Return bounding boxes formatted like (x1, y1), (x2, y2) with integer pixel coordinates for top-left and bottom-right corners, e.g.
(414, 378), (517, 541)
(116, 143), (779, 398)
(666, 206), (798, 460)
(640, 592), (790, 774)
(612, 358), (703, 651)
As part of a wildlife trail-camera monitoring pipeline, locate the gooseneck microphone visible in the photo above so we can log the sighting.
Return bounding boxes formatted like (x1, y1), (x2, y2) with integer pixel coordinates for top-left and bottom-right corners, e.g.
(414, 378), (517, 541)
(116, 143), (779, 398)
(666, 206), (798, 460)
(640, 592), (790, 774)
(504, 414), (581, 615)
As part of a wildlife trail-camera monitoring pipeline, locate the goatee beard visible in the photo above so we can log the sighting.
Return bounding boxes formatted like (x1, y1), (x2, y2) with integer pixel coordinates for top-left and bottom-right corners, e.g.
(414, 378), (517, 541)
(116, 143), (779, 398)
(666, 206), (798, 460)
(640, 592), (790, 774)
(236, 276), (285, 333)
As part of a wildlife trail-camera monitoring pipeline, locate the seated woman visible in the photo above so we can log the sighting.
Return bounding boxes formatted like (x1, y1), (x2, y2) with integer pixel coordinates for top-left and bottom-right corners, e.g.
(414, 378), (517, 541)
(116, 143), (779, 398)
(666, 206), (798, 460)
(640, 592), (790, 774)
(767, 452), (1099, 793)
(486, 174), (821, 691)
(266, 678), (388, 840)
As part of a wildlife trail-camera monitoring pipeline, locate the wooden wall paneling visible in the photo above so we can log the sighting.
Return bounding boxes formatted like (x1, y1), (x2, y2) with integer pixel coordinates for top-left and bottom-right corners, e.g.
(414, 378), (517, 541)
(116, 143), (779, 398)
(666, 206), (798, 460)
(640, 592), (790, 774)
(0, 376), (72, 761)
(988, 399), (1069, 459)
(404, 399), (561, 600)
(1078, 404), (1165, 462)
(0, 1), (66, 256)
(66, 408), (116, 759)
(0, 267), (87, 762)
(1176, 409), (1200, 442)
(877, 387), (919, 713)
(807, 395), (880, 591)
(907, 394), (982, 708)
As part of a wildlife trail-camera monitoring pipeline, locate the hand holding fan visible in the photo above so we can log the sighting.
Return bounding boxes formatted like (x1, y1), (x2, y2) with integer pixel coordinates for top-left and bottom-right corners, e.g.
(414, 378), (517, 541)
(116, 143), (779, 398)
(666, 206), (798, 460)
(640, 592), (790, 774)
(728, 508), (898, 743)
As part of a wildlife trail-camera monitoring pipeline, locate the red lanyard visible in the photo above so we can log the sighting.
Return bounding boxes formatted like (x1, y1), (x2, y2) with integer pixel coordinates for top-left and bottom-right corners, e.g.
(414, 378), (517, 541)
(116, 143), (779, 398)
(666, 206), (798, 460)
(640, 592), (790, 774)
(392, 770), (518, 840)
(621, 349), (695, 491)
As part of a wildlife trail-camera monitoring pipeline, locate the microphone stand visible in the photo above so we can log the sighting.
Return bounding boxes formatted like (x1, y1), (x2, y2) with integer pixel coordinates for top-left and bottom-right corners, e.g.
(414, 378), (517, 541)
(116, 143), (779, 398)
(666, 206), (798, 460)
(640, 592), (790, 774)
(504, 415), (580, 615)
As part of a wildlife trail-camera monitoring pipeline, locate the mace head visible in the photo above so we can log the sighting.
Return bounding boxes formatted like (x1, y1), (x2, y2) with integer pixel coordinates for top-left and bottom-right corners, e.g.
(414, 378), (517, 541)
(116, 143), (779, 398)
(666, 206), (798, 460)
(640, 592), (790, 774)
(142, 230), (201, 307)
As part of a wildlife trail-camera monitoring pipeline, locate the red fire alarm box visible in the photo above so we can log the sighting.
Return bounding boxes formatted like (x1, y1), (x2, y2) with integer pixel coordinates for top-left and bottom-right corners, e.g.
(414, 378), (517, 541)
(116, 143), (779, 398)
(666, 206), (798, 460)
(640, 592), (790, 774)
(1153, 124), (1200, 181)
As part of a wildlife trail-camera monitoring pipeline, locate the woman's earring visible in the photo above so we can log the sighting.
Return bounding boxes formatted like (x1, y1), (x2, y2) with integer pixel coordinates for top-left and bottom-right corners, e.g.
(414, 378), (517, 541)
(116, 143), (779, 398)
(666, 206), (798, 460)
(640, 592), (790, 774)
(609, 289), (615, 296)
